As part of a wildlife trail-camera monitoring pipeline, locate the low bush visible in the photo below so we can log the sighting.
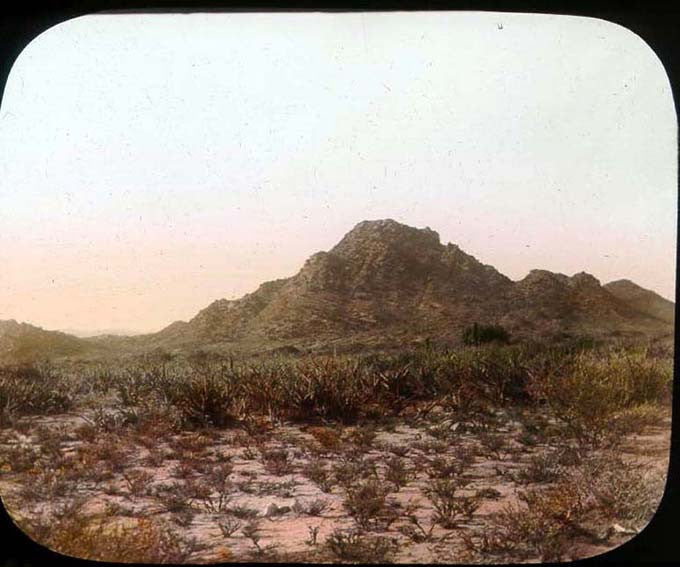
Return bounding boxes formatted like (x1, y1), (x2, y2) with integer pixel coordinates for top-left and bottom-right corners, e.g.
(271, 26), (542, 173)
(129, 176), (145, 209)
(326, 528), (398, 562)
(0, 365), (75, 421)
(530, 348), (672, 447)
(426, 479), (480, 529)
(343, 479), (391, 529)
(462, 323), (511, 346)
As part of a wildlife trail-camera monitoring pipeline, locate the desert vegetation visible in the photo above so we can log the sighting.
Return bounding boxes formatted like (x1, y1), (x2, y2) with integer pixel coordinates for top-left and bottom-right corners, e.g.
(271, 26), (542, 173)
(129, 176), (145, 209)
(0, 338), (672, 563)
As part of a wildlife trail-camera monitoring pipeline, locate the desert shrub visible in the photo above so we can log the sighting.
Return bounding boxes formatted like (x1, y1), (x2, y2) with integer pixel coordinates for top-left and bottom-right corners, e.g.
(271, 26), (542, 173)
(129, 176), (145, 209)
(478, 432), (507, 460)
(514, 451), (565, 485)
(115, 367), (160, 407)
(303, 460), (335, 493)
(279, 357), (370, 422)
(471, 482), (588, 562)
(462, 323), (511, 346)
(343, 479), (391, 529)
(612, 348), (673, 405)
(413, 438), (449, 454)
(219, 517), (241, 537)
(608, 403), (668, 437)
(398, 513), (440, 543)
(121, 469), (155, 497)
(226, 504), (260, 520)
(532, 348), (672, 446)
(347, 424), (377, 449)
(238, 364), (288, 420)
(154, 482), (195, 515)
(292, 498), (330, 517)
(161, 370), (243, 428)
(241, 520), (279, 558)
(382, 441), (410, 457)
(0, 364), (75, 419)
(384, 455), (415, 490)
(261, 448), (294, 476)
(426, 479), (480, 528)
(25, 515), (193, 563)
(20, 469), (73, 500)
(426, 456), (465, 480)
(0, 442), (42, 472)
(433, 347), (532, 413)
(326, 528), (398, 562)
(333, 456), (378, 488)
(581, 454), (666, 530)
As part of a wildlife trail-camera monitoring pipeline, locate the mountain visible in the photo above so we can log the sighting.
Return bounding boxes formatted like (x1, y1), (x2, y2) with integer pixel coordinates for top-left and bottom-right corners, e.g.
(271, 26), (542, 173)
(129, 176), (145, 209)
(141, 219), (674, 355)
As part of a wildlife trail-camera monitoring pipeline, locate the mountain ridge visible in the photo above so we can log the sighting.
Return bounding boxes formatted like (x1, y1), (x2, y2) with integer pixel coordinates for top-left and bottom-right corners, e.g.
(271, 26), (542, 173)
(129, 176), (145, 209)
(0, 219), (674, 361)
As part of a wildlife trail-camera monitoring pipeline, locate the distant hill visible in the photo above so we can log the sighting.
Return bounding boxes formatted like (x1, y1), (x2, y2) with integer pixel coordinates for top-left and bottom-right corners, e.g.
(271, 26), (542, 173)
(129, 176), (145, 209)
(603, 279), (675, 325)
(0, 320), (90, 363)
(58, 327), (144, 338)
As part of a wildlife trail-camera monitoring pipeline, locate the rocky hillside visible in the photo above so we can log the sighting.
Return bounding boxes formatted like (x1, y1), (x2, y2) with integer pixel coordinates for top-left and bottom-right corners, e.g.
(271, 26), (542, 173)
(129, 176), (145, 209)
(140, 219), (674, 354)
(604, 279), (675, 324)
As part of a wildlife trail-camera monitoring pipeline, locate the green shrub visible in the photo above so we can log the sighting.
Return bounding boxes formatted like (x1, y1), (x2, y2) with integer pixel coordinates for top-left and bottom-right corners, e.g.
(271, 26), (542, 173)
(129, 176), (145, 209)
(462, 323), (511, 346)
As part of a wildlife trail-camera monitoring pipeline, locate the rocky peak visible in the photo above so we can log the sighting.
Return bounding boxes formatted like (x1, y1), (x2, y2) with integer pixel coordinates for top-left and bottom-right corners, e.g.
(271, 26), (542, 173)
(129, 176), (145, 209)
(520, 270), (569, 288)
(331, 219), (441, 260)
(568, 272), (601, 289)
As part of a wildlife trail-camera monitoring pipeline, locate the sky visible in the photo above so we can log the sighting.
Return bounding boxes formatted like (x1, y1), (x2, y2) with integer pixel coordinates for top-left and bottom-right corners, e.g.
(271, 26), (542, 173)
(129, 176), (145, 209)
(0, 11), (676, 335)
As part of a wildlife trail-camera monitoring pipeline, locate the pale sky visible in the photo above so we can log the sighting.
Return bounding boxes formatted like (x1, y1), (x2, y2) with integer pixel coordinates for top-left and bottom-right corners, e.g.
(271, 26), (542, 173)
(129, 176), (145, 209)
(0, 11), (676, 334)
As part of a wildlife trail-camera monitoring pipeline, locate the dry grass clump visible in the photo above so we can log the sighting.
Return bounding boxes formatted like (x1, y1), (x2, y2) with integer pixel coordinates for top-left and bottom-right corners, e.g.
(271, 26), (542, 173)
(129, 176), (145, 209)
(20, 513), (194, 563)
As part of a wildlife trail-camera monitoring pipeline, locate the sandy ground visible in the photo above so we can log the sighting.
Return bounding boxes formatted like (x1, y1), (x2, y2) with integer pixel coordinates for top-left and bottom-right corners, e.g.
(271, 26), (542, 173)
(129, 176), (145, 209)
(0, 406), (671, 563)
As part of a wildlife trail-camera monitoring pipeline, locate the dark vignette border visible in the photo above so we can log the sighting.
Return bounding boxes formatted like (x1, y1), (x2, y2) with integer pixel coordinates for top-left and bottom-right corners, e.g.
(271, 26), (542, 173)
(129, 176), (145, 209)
(0, 1), (677, 566)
